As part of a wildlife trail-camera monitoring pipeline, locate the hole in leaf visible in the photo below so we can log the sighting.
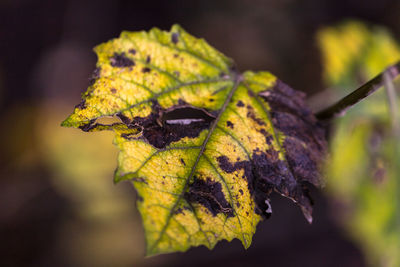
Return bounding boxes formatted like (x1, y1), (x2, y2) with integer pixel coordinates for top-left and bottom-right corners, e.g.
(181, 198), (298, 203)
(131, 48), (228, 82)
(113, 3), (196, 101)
(162, 106), (215, 125)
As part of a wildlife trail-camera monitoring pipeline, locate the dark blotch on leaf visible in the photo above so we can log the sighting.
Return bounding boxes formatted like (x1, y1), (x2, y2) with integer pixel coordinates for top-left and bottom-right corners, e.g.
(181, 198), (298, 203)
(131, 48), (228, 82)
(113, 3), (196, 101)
(184, 177), (234, 217)
(78, 119), (96, 132)
(78, 118), (127, 133)
(116, 113), (132, 125)
(121, 132), (137, 140)
(236, 100), (245, 107)
(171, 32), (179, 44)
(174, 208), (184, 215)
(142, 67), (151, 73)
(75, 99), (86, 110)
(246, 105), (265, 126)
(110, 52), (135, 67)
(262, 80), (326, 187)
(217, 155), (271, 218)
(89, 67), (101, 85)
(110, 88), (117, 94)
(217, 156), (253, 193)
(254, 80), (327, 222)
(259, 128), (273, 145)
(226, 121), (234, 129)
(128, 49), (136, 55)
(146, 55), (151, 63)
(126, 103), (215, 149)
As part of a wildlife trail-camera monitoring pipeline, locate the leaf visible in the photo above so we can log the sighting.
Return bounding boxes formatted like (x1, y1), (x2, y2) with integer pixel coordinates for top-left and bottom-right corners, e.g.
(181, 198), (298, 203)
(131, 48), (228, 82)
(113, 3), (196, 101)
(62, 25), (327, 255)
(317, 20), (400, 87)
(319, 21), (400, 267)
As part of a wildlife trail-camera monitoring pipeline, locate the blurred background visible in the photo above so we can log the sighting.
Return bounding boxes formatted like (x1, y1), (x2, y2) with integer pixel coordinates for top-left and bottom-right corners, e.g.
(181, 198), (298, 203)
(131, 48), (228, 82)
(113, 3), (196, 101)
(1, 0), (400, 266)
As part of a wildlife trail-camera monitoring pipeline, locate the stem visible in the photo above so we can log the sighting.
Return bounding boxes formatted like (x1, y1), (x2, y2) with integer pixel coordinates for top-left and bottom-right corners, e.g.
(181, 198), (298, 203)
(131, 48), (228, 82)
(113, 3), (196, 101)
(315, 61), (400, 121)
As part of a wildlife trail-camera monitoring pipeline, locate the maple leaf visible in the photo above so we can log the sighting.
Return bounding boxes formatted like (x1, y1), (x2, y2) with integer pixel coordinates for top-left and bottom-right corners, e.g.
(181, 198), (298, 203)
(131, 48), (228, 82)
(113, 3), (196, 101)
(62, 25), (326, 255)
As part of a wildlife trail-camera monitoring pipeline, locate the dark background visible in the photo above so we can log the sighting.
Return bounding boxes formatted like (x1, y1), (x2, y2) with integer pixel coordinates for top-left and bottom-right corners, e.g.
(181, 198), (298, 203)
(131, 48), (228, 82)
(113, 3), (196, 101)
(1, 0), (399, 266)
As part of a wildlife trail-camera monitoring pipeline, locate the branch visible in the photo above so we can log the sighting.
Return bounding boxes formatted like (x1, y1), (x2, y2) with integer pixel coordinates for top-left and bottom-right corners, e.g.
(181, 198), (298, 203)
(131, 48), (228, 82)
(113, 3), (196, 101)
(315, 61), (400, 121)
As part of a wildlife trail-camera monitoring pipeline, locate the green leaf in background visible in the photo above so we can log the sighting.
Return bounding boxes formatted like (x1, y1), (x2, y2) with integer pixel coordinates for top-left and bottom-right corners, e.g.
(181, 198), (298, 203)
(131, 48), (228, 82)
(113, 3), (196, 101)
(318, 21), (400, 267)
(62, 25), (326, 255)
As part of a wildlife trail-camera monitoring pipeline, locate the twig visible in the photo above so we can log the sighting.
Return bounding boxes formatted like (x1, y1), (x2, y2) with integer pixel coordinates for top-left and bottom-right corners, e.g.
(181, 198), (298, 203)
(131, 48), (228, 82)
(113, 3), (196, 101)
(315, 61), (400, 121)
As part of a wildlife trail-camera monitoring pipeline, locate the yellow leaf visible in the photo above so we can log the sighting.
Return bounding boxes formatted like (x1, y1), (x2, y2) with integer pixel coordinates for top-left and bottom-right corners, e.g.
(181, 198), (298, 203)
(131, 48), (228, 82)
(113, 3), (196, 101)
(319, 21), (400, 267)
(62, 25), (326, 255)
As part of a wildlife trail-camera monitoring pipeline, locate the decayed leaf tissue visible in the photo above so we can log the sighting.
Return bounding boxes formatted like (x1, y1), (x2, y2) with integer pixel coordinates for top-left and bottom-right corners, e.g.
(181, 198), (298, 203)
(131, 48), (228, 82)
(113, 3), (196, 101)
(62, 25), (327, 255)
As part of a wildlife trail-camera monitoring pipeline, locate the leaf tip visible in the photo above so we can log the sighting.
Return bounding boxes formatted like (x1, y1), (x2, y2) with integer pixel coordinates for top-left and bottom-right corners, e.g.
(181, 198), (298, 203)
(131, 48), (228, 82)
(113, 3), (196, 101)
(301, 207), (313, 224)
(60, 116), (73, 127)
(240, 233), (253, 250)
(171, 23), (184, 32)
(113, 170), (124, 184)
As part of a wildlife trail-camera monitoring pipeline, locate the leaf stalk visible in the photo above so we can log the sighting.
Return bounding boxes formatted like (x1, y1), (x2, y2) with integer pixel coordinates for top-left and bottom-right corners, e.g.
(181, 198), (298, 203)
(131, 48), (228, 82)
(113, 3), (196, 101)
(315, 61), (400, 121)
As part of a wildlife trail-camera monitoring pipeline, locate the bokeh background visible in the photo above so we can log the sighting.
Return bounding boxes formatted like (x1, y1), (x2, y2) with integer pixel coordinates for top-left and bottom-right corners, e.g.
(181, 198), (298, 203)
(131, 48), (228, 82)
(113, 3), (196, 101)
(1, 0), (400, 266)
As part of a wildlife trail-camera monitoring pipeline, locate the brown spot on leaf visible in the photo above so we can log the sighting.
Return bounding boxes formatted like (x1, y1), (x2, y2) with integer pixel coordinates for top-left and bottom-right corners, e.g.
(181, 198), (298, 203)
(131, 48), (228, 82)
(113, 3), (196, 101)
(75, 99), (86, 110)
(248, 89), (255, 98)
(226, 121), (234, 129)
(217, 156), (253, 193)
(180, 158), (186, 166)
(258, 128), (273, 145)
(253, 80), (327, 222)
(110, 52), (135, 67)
(142, 121), (209, 149)
(89, 67), (101, 85)
(236, 100), (245, 107)
(120, 132), (137, 140)
(126, 102), (215, 149)
(116, 113), (132, 125)
(246, 107), (266, 126)
(255, 147), (312, 216)
(184, 177), (233, 217)
(174, 208), (184, 215)
(171, 32), (179, 44)
(142, 67), (151, 73)
(78, 119), (96, 132)
(128, 49), (136, 55)
(146, 55), (151, 63)
(110, 88), (117, 94)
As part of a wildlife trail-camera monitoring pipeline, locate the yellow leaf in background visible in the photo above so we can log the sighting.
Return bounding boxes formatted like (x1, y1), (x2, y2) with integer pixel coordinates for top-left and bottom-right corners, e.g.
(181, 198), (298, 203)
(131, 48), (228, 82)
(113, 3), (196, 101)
(317, 21), (369, 85)
(62, 25), (326, 255)
(317, 21), (400, 87)
(319, 21), (400, 267)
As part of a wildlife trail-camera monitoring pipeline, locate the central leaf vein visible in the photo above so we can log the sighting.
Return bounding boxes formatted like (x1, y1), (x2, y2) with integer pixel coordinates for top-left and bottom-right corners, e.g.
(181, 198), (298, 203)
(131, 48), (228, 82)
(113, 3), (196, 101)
(149, 71), (242, 251)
